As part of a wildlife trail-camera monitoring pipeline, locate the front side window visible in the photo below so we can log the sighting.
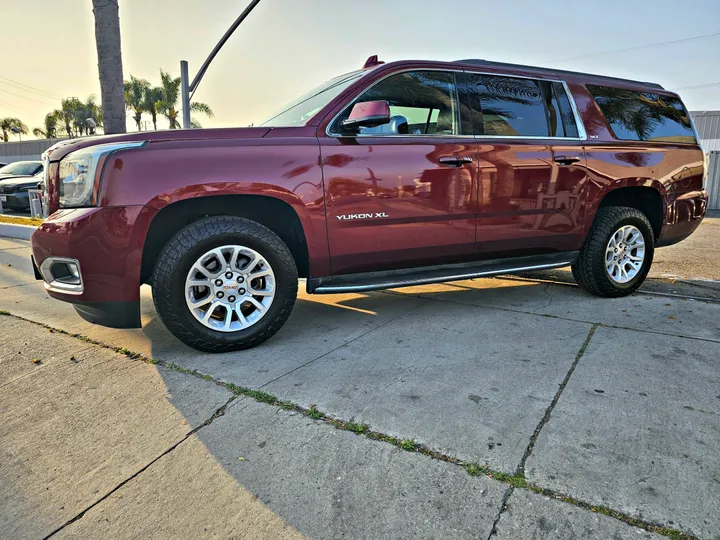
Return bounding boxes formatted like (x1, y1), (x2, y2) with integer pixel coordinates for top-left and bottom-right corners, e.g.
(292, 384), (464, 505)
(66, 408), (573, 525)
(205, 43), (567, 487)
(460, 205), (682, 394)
(332, 71), (460, 135)
(587, 85), (697, 143)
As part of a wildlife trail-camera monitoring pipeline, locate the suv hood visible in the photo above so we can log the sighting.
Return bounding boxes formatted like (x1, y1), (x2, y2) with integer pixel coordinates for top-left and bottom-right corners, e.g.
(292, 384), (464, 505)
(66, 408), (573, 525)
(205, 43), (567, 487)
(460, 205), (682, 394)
(46, 126), (273, 162)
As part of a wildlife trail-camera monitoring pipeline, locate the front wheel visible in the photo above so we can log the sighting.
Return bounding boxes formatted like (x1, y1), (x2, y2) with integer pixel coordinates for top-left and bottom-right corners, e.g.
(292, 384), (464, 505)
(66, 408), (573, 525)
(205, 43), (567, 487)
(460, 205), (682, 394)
(572, 207), (655, 298)
(152, 216), (298, 352)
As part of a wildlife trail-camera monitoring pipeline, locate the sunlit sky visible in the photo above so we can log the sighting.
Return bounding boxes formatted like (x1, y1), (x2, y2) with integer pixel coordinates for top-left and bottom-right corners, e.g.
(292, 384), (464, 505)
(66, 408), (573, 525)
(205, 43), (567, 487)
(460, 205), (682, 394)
(1, 0), (719, 138)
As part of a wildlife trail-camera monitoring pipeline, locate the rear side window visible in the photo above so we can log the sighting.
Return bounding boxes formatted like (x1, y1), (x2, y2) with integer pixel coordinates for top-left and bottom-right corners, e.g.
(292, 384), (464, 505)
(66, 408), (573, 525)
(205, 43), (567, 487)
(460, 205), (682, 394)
(587, 85), (696, 143)
(541, 81), (579, 138)
(471, 75), (549, 137)
(465, 75), (580, 138)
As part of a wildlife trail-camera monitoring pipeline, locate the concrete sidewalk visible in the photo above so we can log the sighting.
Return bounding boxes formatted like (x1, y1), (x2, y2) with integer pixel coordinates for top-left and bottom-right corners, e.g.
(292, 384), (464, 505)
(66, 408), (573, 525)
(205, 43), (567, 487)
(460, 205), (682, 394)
(1, 234), (718, 539)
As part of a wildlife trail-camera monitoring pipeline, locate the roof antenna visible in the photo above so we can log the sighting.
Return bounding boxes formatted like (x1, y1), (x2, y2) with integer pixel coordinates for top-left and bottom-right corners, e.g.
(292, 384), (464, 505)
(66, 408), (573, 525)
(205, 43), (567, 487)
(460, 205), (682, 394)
(363, 55), (384, 69)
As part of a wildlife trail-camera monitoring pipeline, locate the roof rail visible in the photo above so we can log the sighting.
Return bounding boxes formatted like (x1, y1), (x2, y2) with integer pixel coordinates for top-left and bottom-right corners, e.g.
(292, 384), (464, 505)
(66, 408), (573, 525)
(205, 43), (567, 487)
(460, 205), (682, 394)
(454, 59), (665, 90)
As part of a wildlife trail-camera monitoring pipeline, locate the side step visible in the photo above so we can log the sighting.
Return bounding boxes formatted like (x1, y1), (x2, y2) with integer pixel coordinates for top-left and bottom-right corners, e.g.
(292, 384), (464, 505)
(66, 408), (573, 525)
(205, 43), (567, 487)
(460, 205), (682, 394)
(308, 252), (578, 294)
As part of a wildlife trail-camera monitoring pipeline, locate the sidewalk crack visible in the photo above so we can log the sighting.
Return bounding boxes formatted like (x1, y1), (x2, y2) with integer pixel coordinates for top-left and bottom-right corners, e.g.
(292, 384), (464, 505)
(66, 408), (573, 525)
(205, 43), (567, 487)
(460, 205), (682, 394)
(42, 393), (238, 539)
(517, 323), (598, 475)
(487, 486), (514, 539)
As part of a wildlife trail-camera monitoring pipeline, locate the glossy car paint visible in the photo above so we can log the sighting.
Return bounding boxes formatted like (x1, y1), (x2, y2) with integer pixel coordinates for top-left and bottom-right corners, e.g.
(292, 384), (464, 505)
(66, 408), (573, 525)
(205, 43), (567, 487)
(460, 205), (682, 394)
(320, 135), (477, 274)
(32, 59), (708, 319)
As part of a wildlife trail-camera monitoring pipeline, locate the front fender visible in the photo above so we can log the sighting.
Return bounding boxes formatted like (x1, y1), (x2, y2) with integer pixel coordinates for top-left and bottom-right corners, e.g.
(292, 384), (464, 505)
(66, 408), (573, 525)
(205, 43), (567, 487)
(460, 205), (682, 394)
(100, 137), (329, 276)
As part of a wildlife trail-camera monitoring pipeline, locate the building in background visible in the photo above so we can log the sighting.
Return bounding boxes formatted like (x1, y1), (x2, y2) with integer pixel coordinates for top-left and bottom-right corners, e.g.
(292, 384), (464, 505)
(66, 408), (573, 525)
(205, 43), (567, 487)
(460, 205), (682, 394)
(691, 111), (720, 210)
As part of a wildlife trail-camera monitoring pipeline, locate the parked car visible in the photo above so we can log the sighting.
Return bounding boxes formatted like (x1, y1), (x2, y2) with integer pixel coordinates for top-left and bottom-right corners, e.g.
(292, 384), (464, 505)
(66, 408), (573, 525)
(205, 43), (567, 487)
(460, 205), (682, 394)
(0, 171), (44, 212)
(0, 161), (43, 181)
(30, 57), (708, 352)
(0, 162), (8, 168)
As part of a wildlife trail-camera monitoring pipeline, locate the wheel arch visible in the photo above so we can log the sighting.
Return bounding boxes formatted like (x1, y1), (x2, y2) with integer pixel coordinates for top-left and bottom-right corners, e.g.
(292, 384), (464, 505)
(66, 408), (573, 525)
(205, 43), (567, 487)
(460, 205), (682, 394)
(592, 183), (665, 242)
(140, 194), (311, 284)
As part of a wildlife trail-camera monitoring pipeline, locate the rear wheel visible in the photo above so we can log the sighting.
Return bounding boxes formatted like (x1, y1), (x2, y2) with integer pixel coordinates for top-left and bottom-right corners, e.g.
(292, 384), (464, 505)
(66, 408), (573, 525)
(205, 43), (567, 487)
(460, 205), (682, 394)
(572, 207), (655, 297)
(152, 216), (298, 352)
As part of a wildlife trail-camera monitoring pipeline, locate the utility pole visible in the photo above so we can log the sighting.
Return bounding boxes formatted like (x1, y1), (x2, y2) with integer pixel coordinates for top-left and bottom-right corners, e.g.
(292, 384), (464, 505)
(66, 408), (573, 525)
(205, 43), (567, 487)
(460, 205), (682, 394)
(180, 0), (261, 129)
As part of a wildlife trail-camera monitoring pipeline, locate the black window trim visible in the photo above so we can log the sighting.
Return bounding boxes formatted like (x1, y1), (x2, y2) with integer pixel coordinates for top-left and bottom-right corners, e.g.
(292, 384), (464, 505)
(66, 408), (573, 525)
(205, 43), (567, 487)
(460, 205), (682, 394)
(325, 68), (587, 141)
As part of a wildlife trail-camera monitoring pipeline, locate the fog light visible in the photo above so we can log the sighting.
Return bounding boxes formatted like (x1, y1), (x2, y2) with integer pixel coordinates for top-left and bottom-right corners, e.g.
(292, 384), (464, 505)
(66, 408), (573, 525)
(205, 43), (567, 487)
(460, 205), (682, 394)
(51, 261), (82, 285)
(39, 257), (84, 295)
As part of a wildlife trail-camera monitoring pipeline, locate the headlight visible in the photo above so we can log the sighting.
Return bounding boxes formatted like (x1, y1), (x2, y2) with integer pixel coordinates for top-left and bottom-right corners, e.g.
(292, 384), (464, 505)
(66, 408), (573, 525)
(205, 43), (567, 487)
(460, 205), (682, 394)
(58, 141), (145, 208)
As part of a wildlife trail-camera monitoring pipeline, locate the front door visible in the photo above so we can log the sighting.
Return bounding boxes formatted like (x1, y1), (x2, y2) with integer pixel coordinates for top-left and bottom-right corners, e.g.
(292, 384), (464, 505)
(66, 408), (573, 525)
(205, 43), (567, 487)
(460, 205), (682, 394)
(465, 72), (588, 257)
(319, 71), (478, 275)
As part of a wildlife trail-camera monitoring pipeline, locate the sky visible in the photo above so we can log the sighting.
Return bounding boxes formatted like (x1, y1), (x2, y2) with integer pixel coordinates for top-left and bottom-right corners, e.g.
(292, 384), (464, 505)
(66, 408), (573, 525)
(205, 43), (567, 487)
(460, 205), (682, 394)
(1, 0), (719, 138)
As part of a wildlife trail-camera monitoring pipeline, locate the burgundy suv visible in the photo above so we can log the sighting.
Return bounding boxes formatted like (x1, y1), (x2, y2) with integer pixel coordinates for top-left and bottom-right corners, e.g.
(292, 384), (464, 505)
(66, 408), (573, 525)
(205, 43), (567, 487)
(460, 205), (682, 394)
(30, 57), (708, 352)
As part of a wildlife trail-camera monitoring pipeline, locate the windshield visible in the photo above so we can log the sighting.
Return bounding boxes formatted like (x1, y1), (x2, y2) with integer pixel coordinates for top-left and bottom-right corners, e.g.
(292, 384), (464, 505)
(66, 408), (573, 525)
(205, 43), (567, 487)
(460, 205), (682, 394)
(261, 70), (366, 127)
(0, 162), (41, 176)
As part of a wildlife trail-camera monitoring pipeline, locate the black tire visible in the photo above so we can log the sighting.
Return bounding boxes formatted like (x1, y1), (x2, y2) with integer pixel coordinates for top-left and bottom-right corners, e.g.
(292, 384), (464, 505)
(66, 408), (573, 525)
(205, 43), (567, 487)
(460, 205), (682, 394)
(151, 216), (298, 352)
(572, 207), (655, 298)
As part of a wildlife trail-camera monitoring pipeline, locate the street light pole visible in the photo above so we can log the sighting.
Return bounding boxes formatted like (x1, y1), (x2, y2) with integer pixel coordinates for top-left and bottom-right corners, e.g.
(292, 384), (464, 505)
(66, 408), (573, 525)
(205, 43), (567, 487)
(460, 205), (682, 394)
(180, 0), (261, 129)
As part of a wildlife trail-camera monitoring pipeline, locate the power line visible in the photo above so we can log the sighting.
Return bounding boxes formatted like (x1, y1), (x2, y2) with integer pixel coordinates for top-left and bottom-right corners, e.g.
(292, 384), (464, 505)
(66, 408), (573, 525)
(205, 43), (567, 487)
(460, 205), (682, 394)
(0, 87), (56, 106)
(0, 75), (62, 100)
(673, 81), (720, 91)
(548, 32), (720, 63)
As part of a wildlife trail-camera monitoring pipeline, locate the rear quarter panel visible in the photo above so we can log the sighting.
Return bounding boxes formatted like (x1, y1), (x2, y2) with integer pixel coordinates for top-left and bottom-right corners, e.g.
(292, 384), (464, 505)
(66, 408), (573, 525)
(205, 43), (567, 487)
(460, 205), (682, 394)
(566, 82), (705, 235)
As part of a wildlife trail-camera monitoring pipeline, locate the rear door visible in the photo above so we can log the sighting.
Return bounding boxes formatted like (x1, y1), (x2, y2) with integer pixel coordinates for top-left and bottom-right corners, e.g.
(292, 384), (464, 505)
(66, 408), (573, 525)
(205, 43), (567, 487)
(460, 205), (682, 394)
(464, 72), (589, 257)
(319, 70), (478, 275)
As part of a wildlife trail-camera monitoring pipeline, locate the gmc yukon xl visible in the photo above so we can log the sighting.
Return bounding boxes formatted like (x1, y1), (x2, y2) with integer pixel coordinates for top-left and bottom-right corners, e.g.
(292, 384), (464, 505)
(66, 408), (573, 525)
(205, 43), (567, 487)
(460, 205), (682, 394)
(30, 57), (708, 352)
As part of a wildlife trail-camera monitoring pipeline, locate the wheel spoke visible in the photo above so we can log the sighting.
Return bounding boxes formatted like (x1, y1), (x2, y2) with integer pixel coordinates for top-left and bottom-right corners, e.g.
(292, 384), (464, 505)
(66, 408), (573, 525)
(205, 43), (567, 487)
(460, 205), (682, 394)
(249, 268), (271, 279)
(188, 295), (212, 308)
(229, 246), (241, 272)
(249, 285), (274, 296)
(223, 307), (233, 329)
(242, 252), (260, 273)
(234, 305), (248, 326)
(246, 297), (266, 315)
(201, 302), (220, 322)
(192, 264), (213, 279)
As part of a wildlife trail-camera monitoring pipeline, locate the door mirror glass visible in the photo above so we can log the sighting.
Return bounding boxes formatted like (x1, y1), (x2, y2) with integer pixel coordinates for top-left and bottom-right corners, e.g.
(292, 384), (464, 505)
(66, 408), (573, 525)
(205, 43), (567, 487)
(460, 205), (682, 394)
(341, 101), (391, 129)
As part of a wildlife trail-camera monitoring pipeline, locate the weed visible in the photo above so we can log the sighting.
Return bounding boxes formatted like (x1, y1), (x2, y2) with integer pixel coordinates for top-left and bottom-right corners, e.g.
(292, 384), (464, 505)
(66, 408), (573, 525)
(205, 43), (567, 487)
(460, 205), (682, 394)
(307, 405), (324, 419)
(399, 439), (416, 451)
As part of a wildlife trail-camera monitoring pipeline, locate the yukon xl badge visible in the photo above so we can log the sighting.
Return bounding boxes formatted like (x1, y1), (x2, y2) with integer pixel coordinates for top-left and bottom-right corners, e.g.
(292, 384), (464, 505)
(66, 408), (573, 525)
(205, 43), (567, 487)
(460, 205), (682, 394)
(336, 212), (389, 221)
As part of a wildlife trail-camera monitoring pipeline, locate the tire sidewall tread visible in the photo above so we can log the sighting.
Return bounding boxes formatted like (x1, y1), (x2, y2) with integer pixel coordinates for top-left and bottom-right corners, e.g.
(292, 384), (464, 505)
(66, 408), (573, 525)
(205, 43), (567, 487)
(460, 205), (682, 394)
(572, 206), (655, 298)
(151, 216), (298, 352)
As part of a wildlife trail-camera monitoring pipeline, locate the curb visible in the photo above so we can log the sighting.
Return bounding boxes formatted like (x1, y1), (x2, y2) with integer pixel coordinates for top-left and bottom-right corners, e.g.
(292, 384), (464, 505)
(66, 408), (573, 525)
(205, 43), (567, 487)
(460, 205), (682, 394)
(0, 223), (37, 240)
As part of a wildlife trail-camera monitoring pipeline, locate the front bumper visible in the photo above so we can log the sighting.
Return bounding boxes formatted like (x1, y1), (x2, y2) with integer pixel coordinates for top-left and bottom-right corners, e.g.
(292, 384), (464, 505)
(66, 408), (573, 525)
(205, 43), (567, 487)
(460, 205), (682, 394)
(0, 191), (30, 209)
(30, 206), (148, 328)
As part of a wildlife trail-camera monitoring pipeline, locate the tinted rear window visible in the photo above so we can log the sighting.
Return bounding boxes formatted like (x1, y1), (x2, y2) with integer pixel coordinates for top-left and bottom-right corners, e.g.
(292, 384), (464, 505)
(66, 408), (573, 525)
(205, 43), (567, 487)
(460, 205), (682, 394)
(587, 85), (696, 143)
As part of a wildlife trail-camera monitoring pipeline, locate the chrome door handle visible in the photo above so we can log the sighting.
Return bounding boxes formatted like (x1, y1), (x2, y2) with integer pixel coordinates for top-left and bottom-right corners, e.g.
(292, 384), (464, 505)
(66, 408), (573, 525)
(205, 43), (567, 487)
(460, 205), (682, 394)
(438, 156), (473, 167)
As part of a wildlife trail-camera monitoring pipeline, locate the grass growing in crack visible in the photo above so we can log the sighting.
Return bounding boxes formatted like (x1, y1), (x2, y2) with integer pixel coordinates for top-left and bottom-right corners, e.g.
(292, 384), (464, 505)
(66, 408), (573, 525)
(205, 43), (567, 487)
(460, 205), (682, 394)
(307, 405), (324, 419)
(342, 422), (369, 435)
(0, 310), (10, 316)
(399, 439), (416, 451)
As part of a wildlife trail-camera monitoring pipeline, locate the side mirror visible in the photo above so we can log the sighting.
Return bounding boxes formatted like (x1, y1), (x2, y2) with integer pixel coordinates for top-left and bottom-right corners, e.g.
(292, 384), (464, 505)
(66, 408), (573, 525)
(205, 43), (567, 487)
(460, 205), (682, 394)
(341, 101), (390, 130)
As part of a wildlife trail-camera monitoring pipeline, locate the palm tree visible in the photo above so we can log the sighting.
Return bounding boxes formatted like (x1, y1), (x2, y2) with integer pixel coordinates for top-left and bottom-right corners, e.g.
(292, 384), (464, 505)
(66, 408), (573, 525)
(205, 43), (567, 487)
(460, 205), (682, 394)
(141, 85), (163, 131)
(157, 69), (214, 129)
(0, 117), (28, 142)
(125, 75), (149, 131)
(58, 98), (80, 137)
(92, 0), (125, 134)
(32, 111), (63, 139)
